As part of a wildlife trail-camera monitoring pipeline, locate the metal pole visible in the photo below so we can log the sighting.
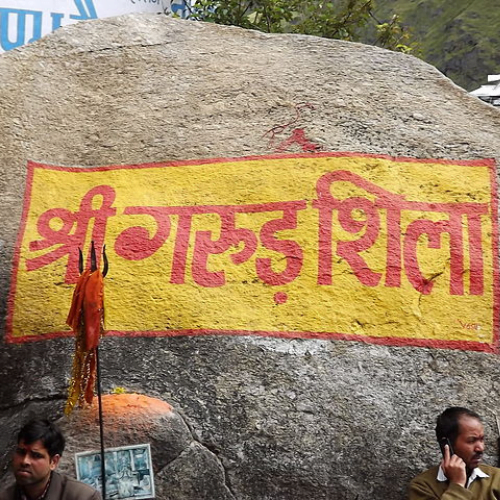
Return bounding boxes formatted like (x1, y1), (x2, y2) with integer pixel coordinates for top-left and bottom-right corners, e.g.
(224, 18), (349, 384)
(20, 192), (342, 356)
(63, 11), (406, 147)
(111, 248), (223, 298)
(95, 346), (106, 500)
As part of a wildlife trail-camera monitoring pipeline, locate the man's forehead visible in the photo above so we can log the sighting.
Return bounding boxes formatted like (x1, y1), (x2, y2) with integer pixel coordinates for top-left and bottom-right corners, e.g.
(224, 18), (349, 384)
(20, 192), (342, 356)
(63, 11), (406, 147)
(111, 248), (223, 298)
(18, 439), (49, 453)
(458, 416), (484, 434)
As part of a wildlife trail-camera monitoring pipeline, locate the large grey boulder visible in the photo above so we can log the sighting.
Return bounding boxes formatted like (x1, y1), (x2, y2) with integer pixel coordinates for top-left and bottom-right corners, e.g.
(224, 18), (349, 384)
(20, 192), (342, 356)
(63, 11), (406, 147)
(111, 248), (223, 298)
(0, 13), (499, 500)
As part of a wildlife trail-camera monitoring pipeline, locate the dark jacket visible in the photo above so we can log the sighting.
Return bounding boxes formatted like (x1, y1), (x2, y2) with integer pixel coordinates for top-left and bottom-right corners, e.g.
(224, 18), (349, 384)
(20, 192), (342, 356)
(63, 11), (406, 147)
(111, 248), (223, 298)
(0, 472), (101, 500)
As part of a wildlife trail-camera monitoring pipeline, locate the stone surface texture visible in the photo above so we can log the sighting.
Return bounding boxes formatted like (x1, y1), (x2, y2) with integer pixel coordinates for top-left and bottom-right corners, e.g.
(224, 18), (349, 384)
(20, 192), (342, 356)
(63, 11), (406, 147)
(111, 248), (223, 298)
(1, 13), (500, 500)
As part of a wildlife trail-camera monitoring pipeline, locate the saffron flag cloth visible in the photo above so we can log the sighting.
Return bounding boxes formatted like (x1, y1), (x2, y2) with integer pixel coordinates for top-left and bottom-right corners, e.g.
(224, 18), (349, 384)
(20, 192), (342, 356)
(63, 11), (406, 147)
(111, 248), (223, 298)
(65, 245), (106, 414)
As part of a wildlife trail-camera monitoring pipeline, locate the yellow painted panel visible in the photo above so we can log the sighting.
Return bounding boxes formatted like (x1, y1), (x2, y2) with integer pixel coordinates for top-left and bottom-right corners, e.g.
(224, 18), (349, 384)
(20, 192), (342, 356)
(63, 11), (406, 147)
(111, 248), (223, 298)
(7, 153), (499, 351)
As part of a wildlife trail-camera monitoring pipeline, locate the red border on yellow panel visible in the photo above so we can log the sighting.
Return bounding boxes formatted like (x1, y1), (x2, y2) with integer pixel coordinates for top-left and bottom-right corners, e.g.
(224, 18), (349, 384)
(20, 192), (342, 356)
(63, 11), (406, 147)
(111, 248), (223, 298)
(6, 153), (499, 351)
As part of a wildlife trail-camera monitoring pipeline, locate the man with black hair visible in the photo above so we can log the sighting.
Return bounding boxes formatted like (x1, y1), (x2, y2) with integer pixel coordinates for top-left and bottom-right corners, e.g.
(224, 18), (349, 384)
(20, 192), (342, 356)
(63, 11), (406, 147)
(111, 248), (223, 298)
(0, 419), (101, 500)
(409, 407), (500, 500)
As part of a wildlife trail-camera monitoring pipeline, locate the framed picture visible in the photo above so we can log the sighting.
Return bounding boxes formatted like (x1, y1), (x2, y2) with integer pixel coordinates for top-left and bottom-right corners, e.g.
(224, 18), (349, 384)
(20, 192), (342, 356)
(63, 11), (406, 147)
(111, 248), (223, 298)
(75, 443), (155, 500)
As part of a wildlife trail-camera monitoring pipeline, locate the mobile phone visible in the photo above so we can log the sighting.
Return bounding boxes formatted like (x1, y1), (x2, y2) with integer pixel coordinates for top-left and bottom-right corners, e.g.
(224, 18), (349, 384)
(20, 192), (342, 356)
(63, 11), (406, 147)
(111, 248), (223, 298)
(439, 437), (454, 458)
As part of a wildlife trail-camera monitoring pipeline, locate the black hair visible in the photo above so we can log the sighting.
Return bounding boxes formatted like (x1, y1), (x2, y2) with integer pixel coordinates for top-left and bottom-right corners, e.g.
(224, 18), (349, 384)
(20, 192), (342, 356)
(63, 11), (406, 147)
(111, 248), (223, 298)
(435, 407), (481, 445)
(17, 419), (65, 458)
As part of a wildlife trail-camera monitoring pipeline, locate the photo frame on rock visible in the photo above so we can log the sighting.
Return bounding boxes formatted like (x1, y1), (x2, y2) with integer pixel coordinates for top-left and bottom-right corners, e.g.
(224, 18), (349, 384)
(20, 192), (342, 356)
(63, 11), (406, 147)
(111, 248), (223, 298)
(75, 443), (155, 500)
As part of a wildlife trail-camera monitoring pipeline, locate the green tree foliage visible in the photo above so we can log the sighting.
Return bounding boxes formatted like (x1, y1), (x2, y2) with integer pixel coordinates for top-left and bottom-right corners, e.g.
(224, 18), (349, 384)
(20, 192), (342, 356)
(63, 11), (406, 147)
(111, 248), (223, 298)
(372, 13), (413, 53)
(185, 0), (414, 53)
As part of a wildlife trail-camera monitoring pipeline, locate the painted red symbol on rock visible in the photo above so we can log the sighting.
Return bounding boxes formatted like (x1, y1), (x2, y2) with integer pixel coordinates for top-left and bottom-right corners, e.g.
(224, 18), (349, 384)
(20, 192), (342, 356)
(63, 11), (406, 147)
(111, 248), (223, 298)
(275, 128), (320, 153)
(264, 103), (321, 153)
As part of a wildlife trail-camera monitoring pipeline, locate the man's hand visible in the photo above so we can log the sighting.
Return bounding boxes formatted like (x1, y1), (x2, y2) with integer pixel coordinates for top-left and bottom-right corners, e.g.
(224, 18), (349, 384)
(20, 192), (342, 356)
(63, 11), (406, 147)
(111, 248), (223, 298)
(442, 444), (467, 488)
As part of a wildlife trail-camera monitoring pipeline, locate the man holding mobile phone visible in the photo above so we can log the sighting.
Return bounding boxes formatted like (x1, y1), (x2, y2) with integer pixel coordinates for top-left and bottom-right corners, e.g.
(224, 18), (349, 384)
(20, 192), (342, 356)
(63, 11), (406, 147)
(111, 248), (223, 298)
(409, 407), (500, 499)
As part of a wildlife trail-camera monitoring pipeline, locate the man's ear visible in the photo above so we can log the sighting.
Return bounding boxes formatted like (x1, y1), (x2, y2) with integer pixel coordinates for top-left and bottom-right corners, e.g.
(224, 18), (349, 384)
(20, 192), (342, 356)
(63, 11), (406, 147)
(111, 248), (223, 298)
(49, 454), (61, 471)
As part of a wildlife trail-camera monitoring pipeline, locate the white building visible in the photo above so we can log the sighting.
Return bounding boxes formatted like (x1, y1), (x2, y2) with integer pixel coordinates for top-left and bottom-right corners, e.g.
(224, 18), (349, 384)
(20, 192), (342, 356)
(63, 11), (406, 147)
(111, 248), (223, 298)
(470, 74), (500, 106)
